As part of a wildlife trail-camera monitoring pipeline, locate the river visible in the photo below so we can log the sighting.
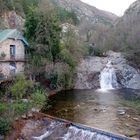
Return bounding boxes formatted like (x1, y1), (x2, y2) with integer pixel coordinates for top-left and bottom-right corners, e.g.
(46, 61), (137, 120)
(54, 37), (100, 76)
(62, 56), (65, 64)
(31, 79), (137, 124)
(45, 89), (140, 138)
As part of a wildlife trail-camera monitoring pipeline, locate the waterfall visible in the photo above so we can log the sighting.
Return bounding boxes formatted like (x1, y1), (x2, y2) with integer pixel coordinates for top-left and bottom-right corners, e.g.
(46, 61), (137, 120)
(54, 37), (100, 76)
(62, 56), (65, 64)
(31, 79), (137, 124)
(100, 61), (118, 90)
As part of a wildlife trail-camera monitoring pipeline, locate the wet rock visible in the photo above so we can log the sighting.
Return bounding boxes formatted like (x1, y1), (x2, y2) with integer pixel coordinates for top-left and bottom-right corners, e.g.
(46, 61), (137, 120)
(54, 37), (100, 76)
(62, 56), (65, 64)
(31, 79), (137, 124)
(21, 120), (42, 139)
(132, 118), (139, 122)
(125, 123), (131, 127)
(32, 124), (69, 140)
(100, 107), (107, 112)
(117, 107), (126, 115)
(125, 131), (137, 137)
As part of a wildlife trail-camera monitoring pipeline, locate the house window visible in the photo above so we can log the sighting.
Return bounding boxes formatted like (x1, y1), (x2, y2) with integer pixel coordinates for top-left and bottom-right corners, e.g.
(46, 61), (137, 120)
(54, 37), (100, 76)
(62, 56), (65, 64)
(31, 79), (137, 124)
(9, 62), (16, 75)
(10, 45), (16, 58)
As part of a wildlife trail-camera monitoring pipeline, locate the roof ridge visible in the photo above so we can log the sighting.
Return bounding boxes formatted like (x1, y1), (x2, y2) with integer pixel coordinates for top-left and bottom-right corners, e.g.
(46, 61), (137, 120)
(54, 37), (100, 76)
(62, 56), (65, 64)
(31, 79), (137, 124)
(0, 29), (17, 43)
(0, 29), (29, 48)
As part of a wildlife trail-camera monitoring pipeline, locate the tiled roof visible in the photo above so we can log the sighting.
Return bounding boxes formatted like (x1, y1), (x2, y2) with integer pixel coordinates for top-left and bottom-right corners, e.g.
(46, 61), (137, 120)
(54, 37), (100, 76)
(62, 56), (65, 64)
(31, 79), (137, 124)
(0, 29), (29, 48)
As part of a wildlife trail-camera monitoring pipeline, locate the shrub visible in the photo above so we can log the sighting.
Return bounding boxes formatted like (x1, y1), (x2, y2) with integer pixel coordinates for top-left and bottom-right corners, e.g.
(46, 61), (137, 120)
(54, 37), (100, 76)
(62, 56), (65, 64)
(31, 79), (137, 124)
(0, 103), (7, 115)
(87, 45), (94, 56)
(10, 101), (30, 117)
(31, 89), (47, 109)
(86, 44), (104, 56)
(10, 75), (33, 99)
(0, 117), (11, 135)
(93, 47), (104, 56)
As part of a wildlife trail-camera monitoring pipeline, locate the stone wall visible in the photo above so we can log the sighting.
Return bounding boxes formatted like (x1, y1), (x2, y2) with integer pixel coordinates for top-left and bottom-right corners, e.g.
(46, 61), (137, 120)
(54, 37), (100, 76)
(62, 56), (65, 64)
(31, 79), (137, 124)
(0, 62), (24, 76)
(0, 39), (25, 60)
(0, 39), (25, 77)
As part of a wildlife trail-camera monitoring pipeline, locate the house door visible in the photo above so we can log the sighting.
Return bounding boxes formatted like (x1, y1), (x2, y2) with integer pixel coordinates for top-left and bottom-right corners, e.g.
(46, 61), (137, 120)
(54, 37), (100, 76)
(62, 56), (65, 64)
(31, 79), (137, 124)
(9, 62), (16, 75)
(10, 45), (16, 59)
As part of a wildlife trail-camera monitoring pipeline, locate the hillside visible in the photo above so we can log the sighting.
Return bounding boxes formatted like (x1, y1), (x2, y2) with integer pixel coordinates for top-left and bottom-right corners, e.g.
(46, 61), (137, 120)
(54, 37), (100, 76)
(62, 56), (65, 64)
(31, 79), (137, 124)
(0, 0), (119, 43)
(52, 0), (117, 24)
(104, 0), (140, 68)
(51, 0), (118, 42)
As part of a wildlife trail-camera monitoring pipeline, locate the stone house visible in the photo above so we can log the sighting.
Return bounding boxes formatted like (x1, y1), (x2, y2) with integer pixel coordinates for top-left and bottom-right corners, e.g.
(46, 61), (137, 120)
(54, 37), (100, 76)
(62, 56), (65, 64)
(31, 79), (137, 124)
(0, 29), (29, 79)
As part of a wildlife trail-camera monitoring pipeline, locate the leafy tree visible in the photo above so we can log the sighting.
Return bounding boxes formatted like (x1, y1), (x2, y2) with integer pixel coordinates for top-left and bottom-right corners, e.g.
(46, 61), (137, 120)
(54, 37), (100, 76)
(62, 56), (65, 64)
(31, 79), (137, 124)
(22, 0), (39, 15)
(25, 7), (62, 80)
(35, 11), (61, 62)
(24, 1), (86, 89)
(24, 7), (38, 41)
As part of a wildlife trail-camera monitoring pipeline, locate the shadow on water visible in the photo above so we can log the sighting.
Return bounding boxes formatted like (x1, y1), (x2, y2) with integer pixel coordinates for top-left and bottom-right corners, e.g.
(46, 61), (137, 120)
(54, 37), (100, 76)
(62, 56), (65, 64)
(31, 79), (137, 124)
(117, 88), (140, 100)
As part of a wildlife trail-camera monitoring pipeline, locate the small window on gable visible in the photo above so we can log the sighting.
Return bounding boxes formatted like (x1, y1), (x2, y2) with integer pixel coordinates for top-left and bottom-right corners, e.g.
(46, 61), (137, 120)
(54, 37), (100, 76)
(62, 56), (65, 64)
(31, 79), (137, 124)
(10, 45), (16, 56)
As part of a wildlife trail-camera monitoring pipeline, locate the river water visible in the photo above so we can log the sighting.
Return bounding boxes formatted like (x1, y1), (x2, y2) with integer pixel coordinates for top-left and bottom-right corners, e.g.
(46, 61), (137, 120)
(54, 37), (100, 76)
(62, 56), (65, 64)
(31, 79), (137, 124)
(45, 89), (140, 139)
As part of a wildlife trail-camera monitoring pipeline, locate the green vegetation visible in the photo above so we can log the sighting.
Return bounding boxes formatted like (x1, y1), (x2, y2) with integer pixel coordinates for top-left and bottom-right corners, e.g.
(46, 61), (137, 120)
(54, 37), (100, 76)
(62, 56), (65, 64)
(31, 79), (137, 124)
(0, 117), (11, 135)
(85, 44), (104, 56)
(10, 75), (33, 99)
(31, 89), (47, 108)
(25, 2), (86, 90)
(0, 0), (86, 136)
(56, 7), (79, 25)
(0, 0), (39, 16)
(0, 75), (48, 136)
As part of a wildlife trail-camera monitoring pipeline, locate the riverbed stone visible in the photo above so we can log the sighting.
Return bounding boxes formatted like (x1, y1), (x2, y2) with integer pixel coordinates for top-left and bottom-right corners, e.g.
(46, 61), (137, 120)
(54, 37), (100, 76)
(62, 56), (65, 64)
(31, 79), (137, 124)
(132, 118), (139, 122)
(125, 131), (137, 137)
(117, 107), (126, 115)
(27, 112), (33, 118)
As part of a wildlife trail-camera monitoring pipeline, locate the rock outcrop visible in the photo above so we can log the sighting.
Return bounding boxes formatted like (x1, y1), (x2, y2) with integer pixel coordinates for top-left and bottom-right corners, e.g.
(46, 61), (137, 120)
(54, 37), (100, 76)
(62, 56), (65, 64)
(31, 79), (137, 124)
(0, 11), (25, 30)
(75, 51), (140, 89)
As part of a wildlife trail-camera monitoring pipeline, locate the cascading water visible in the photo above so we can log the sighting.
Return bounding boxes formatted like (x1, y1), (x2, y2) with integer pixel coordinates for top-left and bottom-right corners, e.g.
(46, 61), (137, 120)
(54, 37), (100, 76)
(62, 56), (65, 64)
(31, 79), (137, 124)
(100, 61), (118, 90)
(32, 121), (123, 140)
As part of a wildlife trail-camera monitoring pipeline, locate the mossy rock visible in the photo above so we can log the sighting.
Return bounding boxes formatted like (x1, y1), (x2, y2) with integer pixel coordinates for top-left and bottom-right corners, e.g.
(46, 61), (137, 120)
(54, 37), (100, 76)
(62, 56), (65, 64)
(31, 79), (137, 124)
(125, 131), (137, 137)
